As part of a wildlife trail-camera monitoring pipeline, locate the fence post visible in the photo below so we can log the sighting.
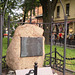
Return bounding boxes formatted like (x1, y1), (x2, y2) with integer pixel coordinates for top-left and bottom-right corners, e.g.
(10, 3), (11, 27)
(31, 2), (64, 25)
(55, 48), (56, 64)
(34, 62), (38, 75)
(7, 15), (10, 47)
(0, 9), (3, 75)
(50, 17), (53, 66)
(30, 10), (32, 24)
(39, 24), (41, 27)
(63, 15), (67, 75)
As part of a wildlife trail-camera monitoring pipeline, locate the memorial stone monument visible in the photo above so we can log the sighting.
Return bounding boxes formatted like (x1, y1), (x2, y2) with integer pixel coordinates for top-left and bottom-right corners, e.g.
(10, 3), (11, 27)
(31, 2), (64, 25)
(6, 24), (45, 70)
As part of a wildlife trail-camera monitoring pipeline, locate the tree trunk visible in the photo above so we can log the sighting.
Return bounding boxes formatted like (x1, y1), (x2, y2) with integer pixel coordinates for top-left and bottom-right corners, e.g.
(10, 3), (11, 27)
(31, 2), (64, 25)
(40, 0), (57, 44)
(23, 10), (26, 23)
(23, 0), (58, 44)
(40, 0), (52, 44)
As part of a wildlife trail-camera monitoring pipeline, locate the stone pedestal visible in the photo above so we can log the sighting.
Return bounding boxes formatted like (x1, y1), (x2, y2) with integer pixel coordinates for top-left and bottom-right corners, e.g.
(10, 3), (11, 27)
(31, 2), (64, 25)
(6, 24), (45, 70)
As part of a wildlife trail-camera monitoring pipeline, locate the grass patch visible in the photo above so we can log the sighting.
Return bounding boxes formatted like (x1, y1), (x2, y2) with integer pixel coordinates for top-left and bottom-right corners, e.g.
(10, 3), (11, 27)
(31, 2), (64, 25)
(45, 45), (75, 71)
(2, 38), (12, 56)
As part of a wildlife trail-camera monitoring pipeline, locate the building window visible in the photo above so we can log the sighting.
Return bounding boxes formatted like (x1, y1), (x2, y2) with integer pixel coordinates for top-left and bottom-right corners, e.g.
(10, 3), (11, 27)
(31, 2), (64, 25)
(66, 3), (70, 16)
(57, 6), (60, 18)
(67, 24), (69, 35)
(37, 7), (39, 15)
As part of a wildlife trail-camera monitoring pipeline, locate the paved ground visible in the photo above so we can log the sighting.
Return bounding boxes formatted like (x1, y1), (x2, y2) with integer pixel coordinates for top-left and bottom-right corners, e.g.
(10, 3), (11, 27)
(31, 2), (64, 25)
(2, 68), (75, 75)
(16, 67), (53, 75)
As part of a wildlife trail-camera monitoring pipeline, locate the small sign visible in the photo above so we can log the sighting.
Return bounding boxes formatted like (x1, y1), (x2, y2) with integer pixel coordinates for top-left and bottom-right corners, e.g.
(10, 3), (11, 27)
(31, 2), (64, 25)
(20, 37), (43, 57)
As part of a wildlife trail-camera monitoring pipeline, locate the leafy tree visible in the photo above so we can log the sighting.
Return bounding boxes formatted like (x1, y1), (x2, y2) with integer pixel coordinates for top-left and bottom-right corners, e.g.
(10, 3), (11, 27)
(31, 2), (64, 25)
(0, 0), (23, 36)
(0, 0), (23, 21)
(21, 0), (40, 22)
(22, 0), (58, 44)
(0, 0), (58, 44)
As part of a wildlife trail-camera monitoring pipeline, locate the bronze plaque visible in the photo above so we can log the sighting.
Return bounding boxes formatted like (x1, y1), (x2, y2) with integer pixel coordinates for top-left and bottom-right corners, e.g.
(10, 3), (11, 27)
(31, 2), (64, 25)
(20, 37), (43, 57)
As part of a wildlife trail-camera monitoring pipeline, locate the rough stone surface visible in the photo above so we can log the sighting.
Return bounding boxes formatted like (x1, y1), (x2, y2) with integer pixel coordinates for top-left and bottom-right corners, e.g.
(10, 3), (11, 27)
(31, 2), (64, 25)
(6, 24), (45, 70)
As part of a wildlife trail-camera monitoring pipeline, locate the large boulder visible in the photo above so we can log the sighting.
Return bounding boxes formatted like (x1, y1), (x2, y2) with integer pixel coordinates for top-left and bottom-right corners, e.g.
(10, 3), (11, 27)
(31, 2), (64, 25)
(6, 24), (45, 70)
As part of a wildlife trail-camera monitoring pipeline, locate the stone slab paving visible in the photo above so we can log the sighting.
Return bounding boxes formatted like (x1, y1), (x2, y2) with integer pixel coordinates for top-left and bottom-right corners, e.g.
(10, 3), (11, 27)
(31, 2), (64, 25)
(2, 68), (75, 75)
(16, 67), (53, 75)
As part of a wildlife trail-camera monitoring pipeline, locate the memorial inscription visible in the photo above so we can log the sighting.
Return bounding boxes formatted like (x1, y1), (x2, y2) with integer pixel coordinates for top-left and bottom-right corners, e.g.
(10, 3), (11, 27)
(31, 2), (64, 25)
(21, 37), (43, 57)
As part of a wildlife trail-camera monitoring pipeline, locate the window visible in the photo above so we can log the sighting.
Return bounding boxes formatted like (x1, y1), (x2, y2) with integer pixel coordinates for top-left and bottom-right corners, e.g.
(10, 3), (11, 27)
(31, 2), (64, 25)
(66, 3), (70, 16)
(67, 24), (69, 35)
(37, 7), (39, 15)
(57, 6), (60, 17)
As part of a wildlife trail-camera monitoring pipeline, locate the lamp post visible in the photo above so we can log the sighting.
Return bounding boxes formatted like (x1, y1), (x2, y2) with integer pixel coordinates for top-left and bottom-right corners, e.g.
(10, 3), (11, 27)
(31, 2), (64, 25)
(59, 0), (67, 75)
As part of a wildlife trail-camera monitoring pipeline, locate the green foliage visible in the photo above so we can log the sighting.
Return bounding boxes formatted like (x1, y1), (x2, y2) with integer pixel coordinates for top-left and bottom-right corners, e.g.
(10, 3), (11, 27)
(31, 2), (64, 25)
(0, 0), (23, 21)
(21, 0), (40, 16)
(11, 23), (18, 37)
(22, 0), (40, 10)
(0, 0), (23, 36)
(0, 0), (40, 21)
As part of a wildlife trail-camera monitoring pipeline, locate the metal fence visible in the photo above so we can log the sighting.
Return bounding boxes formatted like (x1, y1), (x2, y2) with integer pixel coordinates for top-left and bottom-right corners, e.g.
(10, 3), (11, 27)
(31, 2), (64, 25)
(44, 22), (75, 74)
(0, 14), (75, 75)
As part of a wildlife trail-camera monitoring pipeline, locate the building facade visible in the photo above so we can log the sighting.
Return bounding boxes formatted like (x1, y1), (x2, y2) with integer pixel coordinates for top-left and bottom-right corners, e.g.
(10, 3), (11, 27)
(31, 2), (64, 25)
(54, 0), (75, 40)
(25, 5), (43, 23)
(25, 0), (75, 40)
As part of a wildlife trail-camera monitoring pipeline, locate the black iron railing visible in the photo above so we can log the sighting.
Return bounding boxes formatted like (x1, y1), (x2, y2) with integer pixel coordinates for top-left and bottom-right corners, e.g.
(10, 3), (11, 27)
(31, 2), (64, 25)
(44, 48), (75, 73)
(26, 63), (38, 75)
(2, 56), (7, 69)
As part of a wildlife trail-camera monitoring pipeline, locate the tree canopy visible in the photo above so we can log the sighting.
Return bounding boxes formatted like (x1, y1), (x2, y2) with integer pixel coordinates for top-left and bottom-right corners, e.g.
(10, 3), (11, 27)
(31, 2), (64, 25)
(40, 0), (58, 44)
(0, 0), (23, 20)
(0, 0), (58, 44)
(20, 0), (58, 44)
(21, 0), (40, 22)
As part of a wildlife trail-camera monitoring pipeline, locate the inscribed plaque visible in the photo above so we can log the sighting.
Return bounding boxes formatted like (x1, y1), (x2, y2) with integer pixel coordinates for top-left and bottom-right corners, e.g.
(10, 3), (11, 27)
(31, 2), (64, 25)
(21, 37), (43, 57)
